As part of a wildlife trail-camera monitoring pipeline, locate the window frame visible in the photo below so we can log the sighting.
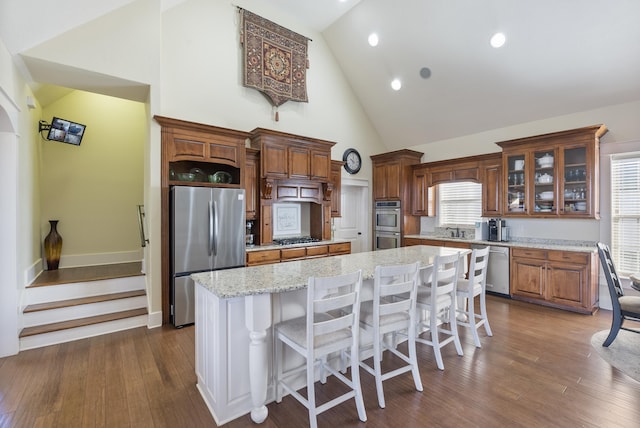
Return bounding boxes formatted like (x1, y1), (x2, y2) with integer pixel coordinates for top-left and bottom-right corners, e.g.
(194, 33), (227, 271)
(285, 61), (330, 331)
(437, 181), (482, 227)
(610, 152), (640, 276)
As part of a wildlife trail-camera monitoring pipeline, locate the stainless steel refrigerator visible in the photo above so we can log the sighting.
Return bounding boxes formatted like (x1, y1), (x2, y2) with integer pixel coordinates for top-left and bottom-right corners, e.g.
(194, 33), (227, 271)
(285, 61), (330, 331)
(170, 186), (245, 327)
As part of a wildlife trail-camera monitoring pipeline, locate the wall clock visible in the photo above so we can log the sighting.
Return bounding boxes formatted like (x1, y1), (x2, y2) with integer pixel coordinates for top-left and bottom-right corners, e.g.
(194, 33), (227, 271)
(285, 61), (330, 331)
(342, 148), (362, 174)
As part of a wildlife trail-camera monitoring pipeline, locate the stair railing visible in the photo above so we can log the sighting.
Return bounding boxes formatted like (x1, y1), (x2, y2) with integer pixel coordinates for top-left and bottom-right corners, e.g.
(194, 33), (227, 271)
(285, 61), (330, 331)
(137, 205), (149, 248)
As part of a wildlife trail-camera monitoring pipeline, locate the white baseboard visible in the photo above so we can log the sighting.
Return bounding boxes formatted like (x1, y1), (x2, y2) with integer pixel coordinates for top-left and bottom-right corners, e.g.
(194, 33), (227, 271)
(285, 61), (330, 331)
(147, 311), (163, 328)
(24, 259), (42, 287)
(55, 249), (143, 269)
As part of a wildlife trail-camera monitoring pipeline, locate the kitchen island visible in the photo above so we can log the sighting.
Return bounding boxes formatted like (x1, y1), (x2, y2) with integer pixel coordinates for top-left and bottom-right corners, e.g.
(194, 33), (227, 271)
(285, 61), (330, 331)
(190, 245), (468, 425)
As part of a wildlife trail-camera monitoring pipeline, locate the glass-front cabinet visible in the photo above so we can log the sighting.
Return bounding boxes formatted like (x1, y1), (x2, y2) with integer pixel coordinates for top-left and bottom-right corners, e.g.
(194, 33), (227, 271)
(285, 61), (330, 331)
(506, 153), (527, 214)
(497, 125), (607, 219)
(561, 146), (589, 215)
(533, 148), (557, 214)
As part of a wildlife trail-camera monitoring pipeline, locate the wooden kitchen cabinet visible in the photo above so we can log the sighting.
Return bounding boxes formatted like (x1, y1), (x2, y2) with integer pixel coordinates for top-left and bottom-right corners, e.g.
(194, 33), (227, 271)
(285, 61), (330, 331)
(260, 140), (288, 178)
(250, 128), (334, 181)
(329, 242), (351, 255)
(260, 204), (273, 247)
(411, 166), (435, 216)
(330, 160), (343, 217)
(510, 247), (598, 314)
(245, 148), (259, 220)
(310, 204), (332, 240)
(246, 241), (351, 266)
(481, 155), (503, 217)
(371, 150), (422, 204)
(246, 248), (281, 266)
(497, 125), (607, 218)
(428, 161), (480, 186)
(373, 160), (402, 200)
(409, 153), (500, 217)
(371, 149), (423, 201)
(371, 149), (424, 243)
(156, 115), (250, 325)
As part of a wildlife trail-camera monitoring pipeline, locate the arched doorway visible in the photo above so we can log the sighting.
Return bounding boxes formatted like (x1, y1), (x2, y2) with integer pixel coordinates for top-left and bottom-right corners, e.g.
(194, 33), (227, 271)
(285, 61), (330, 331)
(0, 102), (19, 357)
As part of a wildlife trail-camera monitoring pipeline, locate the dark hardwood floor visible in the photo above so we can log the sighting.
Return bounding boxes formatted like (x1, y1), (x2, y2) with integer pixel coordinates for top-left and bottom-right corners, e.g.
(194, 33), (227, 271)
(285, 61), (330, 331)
(1, 296), (639, 427)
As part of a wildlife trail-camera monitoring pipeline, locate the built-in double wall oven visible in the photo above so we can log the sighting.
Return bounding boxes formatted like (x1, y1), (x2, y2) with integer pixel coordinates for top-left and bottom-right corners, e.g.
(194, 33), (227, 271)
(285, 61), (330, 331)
(374, 200), (401, 250)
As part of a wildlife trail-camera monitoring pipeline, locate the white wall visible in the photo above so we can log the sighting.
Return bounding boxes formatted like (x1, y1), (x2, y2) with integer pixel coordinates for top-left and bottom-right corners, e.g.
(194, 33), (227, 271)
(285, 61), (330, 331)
(0, 36), (37, 357)
(408, 100), (640, 163)
(160, 0), (386, 175)
(6, 0), (387, 322)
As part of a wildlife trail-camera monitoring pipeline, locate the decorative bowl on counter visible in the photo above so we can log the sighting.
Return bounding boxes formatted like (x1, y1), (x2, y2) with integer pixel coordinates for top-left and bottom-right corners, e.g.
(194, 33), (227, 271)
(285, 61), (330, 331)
(177, 172), (196, 181)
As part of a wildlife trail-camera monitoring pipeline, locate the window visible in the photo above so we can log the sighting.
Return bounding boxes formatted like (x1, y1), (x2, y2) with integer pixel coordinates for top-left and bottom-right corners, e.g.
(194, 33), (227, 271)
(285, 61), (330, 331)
(611, 153), (640, 276)
(438, 182), (482, 226)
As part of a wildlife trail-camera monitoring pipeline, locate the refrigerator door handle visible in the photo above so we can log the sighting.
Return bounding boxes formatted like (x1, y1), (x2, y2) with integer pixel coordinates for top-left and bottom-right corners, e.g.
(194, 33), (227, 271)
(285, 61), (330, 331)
(212, 200), (218, 256)
(208, 200), (214, 257)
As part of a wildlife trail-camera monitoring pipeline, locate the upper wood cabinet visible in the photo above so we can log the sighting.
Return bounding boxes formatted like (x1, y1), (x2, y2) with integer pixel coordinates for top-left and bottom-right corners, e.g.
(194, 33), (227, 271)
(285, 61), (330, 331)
(371, 150), (423, 203)
(497, 125), (607, 218)
(250, 128), (335, 181)
(155, 115), (250, 325)
(330, 160), (343, 217)
(245, 148), (259, 220)
(409, 153), (501, 217)
(428, 161), (480, 186)
(157, 116), (246, 168)
(156, 116), (248, 188)
(411, 165), (435, 216)
(481, 154), (503, 217)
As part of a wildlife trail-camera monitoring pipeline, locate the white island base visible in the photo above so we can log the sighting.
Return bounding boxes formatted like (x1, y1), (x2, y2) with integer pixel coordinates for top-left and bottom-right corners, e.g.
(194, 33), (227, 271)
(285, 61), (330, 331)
(195, 284), (316, 425)
(192, 246), (469, 425)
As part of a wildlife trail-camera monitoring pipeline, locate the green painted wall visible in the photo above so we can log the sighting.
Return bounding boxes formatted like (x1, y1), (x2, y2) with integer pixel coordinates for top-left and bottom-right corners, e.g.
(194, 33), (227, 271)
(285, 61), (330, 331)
(41, 91), (145, 267)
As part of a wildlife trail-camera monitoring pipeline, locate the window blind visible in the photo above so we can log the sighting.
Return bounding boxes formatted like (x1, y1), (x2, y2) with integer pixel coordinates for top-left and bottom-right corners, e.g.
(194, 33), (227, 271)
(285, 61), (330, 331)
(611, 153), (640, 275)
(438, 182), (482, 226)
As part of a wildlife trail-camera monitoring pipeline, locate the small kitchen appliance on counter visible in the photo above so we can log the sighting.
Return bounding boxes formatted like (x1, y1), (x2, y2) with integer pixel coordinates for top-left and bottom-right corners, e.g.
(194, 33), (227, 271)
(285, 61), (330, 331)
(488, 218), (508, 242)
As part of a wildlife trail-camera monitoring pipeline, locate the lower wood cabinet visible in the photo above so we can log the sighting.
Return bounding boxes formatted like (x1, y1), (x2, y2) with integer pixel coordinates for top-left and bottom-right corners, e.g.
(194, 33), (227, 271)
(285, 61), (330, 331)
(403, 237), (471, 249)
(246, 242), (351, 266)
(510, 247), (598, 314)
(246, 248), (280, 266)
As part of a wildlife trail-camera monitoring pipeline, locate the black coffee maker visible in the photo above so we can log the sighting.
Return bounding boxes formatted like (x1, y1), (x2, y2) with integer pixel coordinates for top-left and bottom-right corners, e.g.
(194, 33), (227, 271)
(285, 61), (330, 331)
(488, 218), (501, 241)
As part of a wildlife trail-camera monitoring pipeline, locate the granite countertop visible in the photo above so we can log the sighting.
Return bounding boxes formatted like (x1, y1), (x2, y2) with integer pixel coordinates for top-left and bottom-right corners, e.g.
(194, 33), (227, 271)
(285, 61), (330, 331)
(403, 234), (597, 253)
(245, 238), (350, 252)
(192, 245), (469, 299)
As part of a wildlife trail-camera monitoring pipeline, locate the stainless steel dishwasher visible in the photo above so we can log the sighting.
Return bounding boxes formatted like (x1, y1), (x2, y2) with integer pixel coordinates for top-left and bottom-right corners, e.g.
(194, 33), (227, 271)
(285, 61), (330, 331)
(472, 244), (510, 296)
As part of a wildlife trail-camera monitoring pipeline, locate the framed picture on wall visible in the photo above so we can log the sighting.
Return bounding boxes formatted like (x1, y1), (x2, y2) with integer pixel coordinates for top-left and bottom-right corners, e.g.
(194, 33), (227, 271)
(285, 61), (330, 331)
(273, 203), (301, 236)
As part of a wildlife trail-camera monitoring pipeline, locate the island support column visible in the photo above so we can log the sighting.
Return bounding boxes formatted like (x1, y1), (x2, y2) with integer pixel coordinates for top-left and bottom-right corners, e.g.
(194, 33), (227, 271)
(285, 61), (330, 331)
(245, 293), (272, 423)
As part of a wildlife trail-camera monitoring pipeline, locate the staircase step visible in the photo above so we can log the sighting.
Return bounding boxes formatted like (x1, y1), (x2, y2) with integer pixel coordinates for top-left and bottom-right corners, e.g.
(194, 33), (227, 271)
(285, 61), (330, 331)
(30, 262), (143, 287)
(19, 308), (148, 338)
(24, 290), (146, 313)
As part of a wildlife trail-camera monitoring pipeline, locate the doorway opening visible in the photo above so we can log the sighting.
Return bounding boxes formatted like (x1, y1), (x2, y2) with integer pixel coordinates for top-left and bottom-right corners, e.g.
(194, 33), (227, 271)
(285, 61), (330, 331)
(335, 178), (370, 253)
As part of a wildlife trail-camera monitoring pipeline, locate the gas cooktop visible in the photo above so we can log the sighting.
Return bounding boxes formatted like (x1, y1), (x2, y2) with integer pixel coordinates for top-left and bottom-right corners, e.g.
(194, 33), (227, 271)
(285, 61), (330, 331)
(272, 237), (321, 246)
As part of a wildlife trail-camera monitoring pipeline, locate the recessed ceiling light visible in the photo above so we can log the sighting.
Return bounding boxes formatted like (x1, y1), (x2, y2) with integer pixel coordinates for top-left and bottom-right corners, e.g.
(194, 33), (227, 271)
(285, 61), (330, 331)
(368, 33), (379, 47)
(490, 32), (506, 48)
(419, 67), (432, 79)
(391, 79), (402, 91)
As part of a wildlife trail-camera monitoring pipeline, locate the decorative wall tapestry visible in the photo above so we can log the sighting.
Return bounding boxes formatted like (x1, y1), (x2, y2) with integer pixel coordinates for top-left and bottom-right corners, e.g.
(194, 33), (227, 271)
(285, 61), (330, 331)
(239, 8), (310, 121)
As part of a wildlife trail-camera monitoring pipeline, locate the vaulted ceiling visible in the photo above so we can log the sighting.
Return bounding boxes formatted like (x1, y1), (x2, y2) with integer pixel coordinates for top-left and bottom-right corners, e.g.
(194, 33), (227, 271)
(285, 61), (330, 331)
(2, 0), (639, 149)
